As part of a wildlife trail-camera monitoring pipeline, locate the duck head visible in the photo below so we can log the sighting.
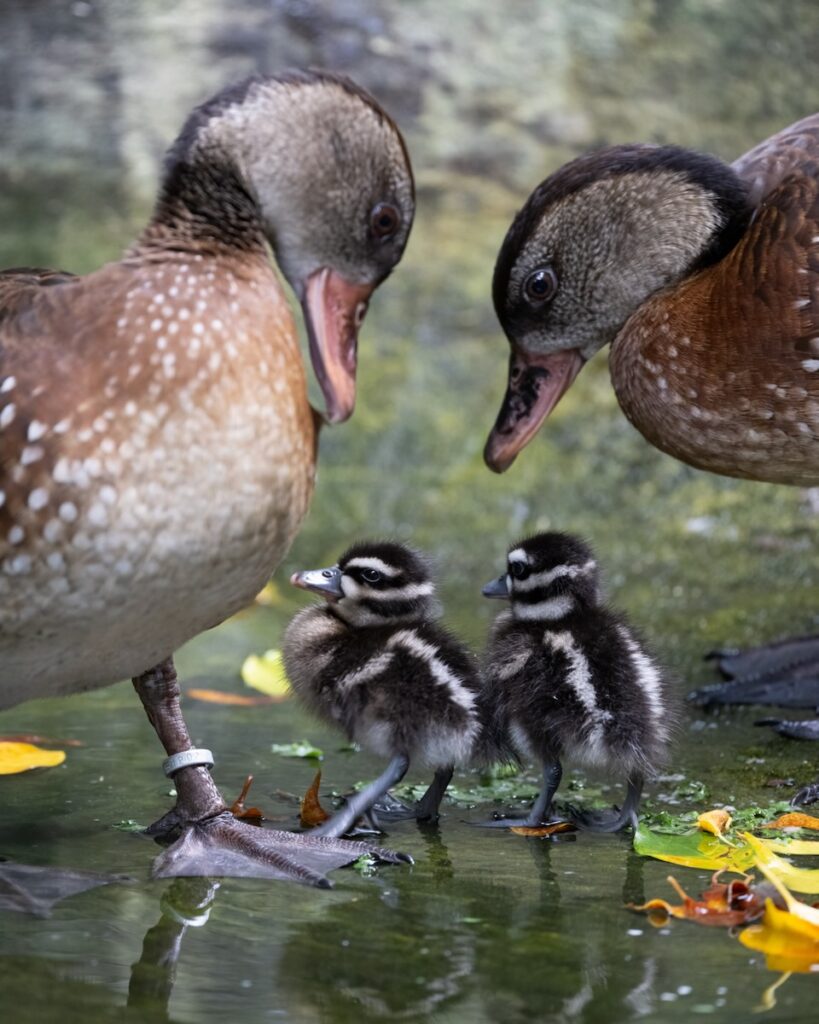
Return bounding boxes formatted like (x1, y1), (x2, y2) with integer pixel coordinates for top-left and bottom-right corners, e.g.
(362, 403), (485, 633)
(485, 144), (750, 471)
(159, 70), (415, 424)
(482, 531), (600, 621)
(291, 540), (438, 627)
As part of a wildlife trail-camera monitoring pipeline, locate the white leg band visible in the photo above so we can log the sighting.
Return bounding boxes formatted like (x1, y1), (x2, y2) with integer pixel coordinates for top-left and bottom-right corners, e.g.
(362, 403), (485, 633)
(162, 748), (214, 777)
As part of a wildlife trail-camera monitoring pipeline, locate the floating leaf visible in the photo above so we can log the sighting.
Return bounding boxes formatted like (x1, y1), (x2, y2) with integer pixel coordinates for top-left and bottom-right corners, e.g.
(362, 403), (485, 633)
(697, 808), (732, 838)
(187, 688), (274, 706)
(111, 819), (146, 833)
(739, 831), (819, 895)
(763, 812), (819, 832)
(0, 734), (83, 748)
(633, 822), (754, 872)
(764, 837), (819, 856)
(629, 873), (764, 928)
(510, 821), (577, 837)
(229, 775), (265, 824)
(300, 770), (330, 828)
(241, 650), (292, 699)
(0, 741), (66, 775)
(271, 740), (323, 760)
(739, 833), (819, 971)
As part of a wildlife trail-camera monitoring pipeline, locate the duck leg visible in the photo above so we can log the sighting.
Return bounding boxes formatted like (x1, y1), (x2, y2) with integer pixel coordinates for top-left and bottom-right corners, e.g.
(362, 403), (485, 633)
(372, 766), (456, 824)
(311, 754), (410, 838)
(471, 760), (564, 828)
(133, 658), (410, 885)
(568, 773), (643, 832)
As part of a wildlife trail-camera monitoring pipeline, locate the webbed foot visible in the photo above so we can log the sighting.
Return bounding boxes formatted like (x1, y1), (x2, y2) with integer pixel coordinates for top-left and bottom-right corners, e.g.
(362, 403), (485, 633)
(152, 811), (411, 887)
(690, 635), (819, 708)
(791, 781), (819, 807)
(755, 717), (819, 741)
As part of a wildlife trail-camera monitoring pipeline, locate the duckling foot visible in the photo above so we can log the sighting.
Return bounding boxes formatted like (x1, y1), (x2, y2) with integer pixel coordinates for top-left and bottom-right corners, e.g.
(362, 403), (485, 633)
(152, 811), (411, 887)
(371, 766), (455, 825)
(689, 635), (819, 708)
(791, 780), (819, 806)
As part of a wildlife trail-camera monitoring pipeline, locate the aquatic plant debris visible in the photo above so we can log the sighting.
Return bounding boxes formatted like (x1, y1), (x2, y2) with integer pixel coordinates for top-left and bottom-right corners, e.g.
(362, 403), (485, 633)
(739, 833), (819, 972)
(629, 872), (765, 928)
(0, 741), (66, 775)
(300, 770), (330, 828)
(229, 774), (265, 824)
(241, 649), (292, 699)
(271, 740), (323, 760)
(763, 812), (819, 832)
(186, 688), (275, 706)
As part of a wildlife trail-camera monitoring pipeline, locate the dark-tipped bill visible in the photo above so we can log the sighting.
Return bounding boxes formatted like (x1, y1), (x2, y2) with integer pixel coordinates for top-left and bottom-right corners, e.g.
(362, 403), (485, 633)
(484, 347), (585, 473)
(290, 566), (344, 601)
(302, 268), (374, 425)
(482, 575), (510, 599)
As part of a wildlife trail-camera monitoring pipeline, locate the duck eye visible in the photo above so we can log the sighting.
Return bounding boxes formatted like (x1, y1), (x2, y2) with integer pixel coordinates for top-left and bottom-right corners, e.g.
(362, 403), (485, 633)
(509, 561), (528, 580)
(523, 266), (558, 305)
(362, 568), (382, 583)
(370, 202), (400, 240)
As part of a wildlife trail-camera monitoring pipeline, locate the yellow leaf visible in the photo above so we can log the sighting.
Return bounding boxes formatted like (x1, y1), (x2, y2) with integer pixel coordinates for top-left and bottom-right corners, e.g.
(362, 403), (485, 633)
(764, 838), (819, 857)
(0, 741), (66, 774)
(254, 581), (285, 607)
(510, 821), (576, 837)
(697, 808), (732, 838)
(763, 812), (819, 832)
(742, 832), (819, 902)
(241, 650), (292, 699)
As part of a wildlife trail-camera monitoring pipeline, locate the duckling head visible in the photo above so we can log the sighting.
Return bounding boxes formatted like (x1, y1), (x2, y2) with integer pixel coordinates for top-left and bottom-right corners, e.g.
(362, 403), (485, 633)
(158, 70), (415, 424)
(485, 145), (750, 471)
(482, 531), (600, 621)
(291, 540), (439, 627)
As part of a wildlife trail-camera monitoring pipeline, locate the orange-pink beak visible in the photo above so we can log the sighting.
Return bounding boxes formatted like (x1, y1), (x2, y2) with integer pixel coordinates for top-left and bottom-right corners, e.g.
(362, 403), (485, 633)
(302, 268), (375, 425)
(484, 347), (585, 473)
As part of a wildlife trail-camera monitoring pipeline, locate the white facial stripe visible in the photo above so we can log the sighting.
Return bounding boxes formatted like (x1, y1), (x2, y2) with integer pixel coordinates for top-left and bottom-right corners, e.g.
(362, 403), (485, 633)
(344, 556), (397, 575)
(339, 578), (433, 601)
(617, 626), (668, 742)
(507, 548), (529, 564)
(387, 629), (477, 713)
(513, 559), (597, 592)
(338, 651), (395, 691)
(541, 631), (612, 759)
(513, 595), (574, 621)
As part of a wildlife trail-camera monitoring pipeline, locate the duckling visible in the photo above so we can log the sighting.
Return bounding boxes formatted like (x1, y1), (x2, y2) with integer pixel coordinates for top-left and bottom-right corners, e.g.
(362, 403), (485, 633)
(480, 533), (671, 831)
(283, 541), (482, 834)
(0, 70), (414, 885)
(485, 114), (819, 802)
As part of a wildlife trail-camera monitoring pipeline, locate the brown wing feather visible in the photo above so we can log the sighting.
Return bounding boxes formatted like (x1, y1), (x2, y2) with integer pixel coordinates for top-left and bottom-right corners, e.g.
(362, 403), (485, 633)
(613, 123), (819, 485)
(0, 268), (77, 323)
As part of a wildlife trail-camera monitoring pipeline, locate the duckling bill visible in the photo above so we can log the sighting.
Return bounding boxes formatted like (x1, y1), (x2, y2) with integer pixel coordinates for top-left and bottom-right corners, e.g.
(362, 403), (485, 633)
(283, 541), (482, 834)
(480, 532), (671, 832)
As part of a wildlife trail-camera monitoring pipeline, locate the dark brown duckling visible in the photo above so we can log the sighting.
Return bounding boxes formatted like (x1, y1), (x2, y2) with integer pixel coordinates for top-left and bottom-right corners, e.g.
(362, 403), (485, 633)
(480, 532), (671, 831)
(0, 70), (414, 886)
(283, 541), (482, 834)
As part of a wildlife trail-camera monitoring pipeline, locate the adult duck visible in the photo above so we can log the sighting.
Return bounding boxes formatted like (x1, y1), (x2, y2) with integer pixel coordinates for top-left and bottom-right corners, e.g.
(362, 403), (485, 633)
(485, 114), (819, 800)
(0, 70), (415, 885)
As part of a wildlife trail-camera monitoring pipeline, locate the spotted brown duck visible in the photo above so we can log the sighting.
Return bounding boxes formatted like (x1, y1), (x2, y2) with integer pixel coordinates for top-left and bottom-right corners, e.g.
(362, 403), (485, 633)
(485, 115), (819, 801)
(0, 70), (415, 884)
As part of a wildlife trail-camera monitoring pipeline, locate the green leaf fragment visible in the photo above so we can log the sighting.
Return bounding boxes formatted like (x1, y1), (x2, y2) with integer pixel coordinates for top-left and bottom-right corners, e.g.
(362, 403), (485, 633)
(271, 740), (323, 760)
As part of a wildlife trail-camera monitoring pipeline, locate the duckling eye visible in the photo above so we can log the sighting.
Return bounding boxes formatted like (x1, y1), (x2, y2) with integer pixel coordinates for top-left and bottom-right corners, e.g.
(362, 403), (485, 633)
(523, 266), (558, 305)
(370, 203), (400, 240)
(362, 568), (382, 583)
(509, 561), (528, 580)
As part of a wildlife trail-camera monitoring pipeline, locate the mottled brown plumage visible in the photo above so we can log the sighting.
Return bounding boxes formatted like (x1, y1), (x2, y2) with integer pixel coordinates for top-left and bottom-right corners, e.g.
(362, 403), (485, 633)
(0, 70), (415, 884)
(486, 114), (819, 484)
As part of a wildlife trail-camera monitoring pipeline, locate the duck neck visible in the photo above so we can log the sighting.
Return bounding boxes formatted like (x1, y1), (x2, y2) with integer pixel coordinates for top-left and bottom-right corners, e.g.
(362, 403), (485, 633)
(511, 594), (576, 623)
(135, 150), (268, 257)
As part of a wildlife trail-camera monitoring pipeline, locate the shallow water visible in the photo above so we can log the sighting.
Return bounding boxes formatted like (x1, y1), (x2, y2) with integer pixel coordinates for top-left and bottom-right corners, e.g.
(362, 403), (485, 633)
(1, 1), (818, 1021)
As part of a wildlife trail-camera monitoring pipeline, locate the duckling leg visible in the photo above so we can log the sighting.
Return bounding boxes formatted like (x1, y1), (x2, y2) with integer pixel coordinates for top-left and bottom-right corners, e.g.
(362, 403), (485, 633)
(372, 766), (456, 824)
(311, 754), (410, 838)
(134, 659), (410, 885)
(569, 773), (644, 833)
(471, 760), (564, 828)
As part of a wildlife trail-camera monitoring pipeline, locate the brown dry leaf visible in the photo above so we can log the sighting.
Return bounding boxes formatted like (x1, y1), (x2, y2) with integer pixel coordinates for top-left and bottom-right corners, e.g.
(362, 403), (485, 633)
(629, 873), (765, 928)
(0, 734), (83, 748)
(186, 688), (274, 707)
(697, 808), (733, 838)
(229, 774), (265, 824)
(762, 812), (819, 832)
(300, 770), (330, 828)
(0, 741), (66, 775)
(509, 821), (577, 837)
